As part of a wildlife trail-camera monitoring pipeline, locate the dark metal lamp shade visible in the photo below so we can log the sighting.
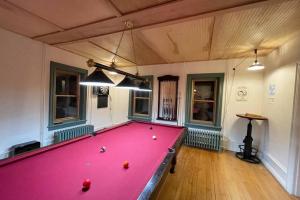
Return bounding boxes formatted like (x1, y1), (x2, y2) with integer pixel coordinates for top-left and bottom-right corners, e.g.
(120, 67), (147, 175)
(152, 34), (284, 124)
(80, 68), (115, 86)
(116, 76), (139, 89)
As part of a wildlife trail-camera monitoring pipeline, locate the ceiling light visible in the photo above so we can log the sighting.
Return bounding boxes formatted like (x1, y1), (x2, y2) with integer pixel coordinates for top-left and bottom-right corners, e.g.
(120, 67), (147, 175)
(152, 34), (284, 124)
(248, 61), (265, 71)
(115, 76), (139, 90)
(80, 68), (115, 87)
(248, 49), (265, 71)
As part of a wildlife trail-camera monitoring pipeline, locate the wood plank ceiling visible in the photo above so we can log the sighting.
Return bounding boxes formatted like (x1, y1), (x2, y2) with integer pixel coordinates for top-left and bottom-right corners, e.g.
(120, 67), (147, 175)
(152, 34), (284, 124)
(0, 0), (300, 67)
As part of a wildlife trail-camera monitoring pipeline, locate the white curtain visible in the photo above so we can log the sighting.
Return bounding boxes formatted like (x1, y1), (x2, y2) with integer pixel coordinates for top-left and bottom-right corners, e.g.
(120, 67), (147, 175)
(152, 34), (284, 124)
(159, 81), (177, 120)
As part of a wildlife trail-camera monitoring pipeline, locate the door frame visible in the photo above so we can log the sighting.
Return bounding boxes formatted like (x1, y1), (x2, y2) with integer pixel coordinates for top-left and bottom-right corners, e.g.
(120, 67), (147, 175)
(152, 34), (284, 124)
(287, 63), (300, 195)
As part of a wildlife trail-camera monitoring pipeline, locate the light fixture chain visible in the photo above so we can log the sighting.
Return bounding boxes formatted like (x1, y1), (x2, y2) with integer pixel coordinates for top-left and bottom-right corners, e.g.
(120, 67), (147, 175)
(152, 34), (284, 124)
(130, 28), (138, 74)
(112, 25), (126, 63)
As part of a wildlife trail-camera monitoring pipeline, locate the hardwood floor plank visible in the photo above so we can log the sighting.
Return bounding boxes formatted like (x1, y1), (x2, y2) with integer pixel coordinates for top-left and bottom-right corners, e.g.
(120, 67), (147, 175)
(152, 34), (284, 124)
(156, 146), (298, 200)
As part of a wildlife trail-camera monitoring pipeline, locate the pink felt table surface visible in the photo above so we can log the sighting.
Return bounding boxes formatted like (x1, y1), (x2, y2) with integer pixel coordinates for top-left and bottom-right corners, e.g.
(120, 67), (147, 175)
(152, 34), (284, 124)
(0, 122), (183, 200)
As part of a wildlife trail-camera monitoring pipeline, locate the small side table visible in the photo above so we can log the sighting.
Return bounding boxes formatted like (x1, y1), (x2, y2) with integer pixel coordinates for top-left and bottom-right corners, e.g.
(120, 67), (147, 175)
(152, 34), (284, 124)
(236, 114), (268, 164)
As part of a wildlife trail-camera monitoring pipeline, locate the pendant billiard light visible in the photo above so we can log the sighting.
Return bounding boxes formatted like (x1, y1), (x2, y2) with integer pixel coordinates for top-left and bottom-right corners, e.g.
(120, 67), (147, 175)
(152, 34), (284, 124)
(80, 20), (152, 91)
(248, 49), (265, 71)
(116, 76), (139, 90)
(80, 68), (115, 87)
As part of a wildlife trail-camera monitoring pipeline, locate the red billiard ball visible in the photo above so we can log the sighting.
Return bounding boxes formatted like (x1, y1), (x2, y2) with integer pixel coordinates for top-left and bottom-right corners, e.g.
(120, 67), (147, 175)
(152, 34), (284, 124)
(82, 179), (91, 190)
(123, 161), (129, 169)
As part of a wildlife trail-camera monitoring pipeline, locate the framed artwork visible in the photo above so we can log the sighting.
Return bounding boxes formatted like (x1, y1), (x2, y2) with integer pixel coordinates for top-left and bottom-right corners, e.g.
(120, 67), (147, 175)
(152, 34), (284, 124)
(236, 86), (248, 101)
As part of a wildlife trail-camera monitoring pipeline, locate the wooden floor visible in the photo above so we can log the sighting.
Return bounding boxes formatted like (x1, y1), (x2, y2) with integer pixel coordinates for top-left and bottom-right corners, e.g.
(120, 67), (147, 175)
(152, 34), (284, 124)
(156, 146), (299, 200)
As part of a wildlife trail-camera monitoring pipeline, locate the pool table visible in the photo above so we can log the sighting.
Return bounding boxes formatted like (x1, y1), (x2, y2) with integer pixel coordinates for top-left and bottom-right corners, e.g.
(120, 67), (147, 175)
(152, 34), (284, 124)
(0, 121), (186, 200)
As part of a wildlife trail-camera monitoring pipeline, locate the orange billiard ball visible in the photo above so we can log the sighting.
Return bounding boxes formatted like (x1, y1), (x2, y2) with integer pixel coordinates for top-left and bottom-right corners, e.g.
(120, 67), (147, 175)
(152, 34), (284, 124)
(123, 161), (129, 169)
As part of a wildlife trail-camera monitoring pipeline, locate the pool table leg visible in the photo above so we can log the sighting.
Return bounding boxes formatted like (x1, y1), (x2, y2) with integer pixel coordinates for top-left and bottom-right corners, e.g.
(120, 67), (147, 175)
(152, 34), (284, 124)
(170, 154), (177, 174)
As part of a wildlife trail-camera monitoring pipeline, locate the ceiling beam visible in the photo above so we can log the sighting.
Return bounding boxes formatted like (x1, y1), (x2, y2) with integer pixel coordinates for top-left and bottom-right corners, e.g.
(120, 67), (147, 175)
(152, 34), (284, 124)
(34, 0), (278, 45)
(32, 0), (182, 43)
(103, 0), (122, 17)
(117, 0), (182, 15)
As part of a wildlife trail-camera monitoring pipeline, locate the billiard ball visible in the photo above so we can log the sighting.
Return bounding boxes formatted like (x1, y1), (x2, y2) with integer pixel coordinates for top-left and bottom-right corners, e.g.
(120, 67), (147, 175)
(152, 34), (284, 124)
(82, 179), (91, 191)
(152, 135), (157, 140)
(100, 146), (106, 153)
(123, 161), (129, 169)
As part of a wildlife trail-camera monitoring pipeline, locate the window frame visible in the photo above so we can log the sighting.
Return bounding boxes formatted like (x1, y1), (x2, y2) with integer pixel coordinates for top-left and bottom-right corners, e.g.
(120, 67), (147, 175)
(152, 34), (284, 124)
(132, 94), (151, 117)
(185, 73), (224, 130)
(48, 61), (87, 131)
(128, 75), (153, 121)
(190, 79), (217, 125)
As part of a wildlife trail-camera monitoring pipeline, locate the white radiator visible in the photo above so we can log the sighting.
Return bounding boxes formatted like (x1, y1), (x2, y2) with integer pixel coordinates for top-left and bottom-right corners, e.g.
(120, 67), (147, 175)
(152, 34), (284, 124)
(54, 125), (94, 143)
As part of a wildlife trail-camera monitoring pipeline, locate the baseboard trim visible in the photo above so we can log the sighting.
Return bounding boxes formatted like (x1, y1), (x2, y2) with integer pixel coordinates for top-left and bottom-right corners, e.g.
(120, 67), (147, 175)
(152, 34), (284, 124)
(261, 153), (287, 189)
(222, 138), (243, 152)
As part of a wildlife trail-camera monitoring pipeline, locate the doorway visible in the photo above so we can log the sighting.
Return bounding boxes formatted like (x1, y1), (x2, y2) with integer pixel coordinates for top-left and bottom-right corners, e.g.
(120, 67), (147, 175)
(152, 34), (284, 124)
(287, 63), (300, 196)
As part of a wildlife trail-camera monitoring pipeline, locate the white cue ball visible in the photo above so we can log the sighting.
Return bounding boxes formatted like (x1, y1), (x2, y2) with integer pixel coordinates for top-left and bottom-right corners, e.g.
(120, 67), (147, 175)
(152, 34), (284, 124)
(152, 135), (157, 140)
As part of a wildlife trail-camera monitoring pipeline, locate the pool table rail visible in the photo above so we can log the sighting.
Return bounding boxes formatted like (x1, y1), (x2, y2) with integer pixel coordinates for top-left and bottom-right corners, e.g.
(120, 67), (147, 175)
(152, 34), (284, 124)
(138, 127), (187, 200)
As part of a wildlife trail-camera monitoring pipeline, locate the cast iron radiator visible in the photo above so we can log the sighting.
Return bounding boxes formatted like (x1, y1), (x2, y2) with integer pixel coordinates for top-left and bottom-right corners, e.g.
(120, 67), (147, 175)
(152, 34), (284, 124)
(184, 128), (222, 151)
(54, 125), (94, 143)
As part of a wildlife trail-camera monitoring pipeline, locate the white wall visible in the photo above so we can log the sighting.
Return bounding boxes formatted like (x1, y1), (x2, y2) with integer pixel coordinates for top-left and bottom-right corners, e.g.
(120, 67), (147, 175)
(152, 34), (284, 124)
(0, 28), (43, 158)
(0, 28), (127, 158)
(262, 33), (300, 192)
(122, 58), (265, 152)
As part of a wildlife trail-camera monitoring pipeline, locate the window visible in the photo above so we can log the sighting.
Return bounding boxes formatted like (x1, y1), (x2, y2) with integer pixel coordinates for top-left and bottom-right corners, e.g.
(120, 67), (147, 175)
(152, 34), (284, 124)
(48, 62), (87, 130)
(133, 91), (151, 115)
(186, 73), (224, 129)
(128, 76), (153, 121)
